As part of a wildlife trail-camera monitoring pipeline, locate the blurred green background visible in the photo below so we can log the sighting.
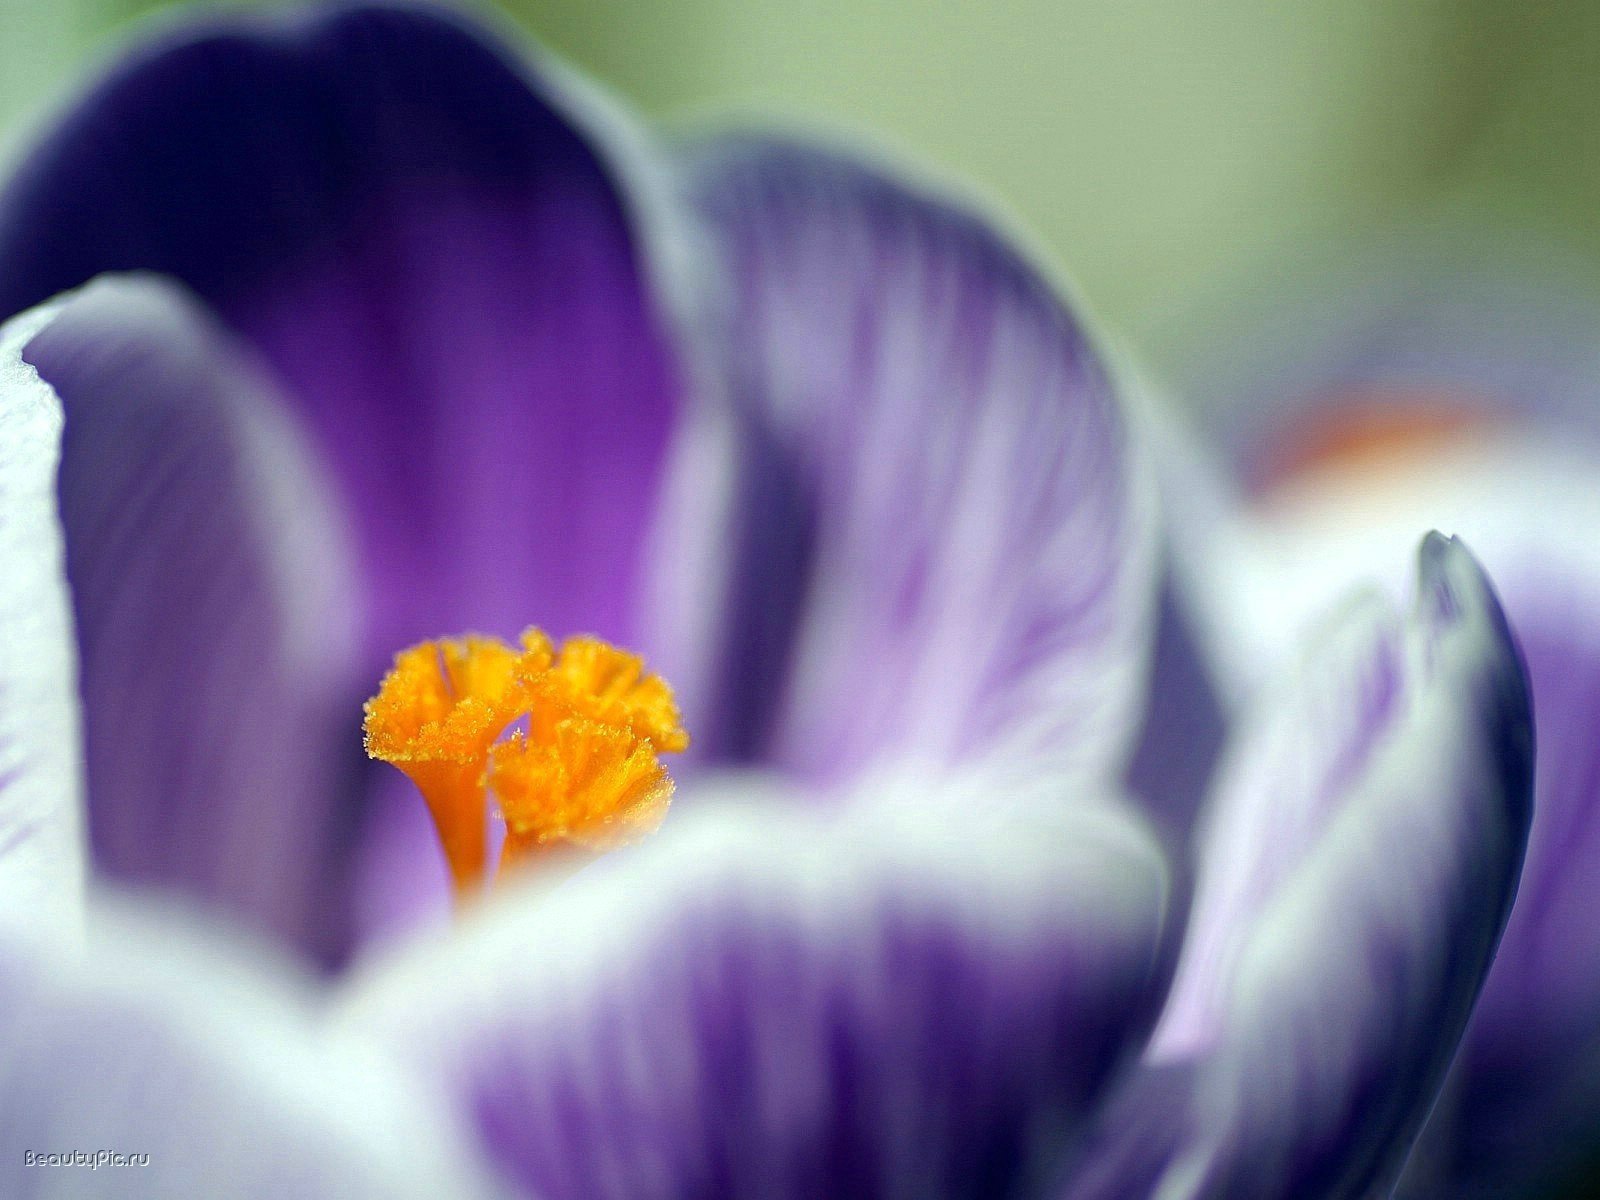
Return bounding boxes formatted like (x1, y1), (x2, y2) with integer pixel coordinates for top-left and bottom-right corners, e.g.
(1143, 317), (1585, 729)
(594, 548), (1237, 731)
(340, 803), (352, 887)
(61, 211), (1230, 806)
(4, 0), (1597, 365)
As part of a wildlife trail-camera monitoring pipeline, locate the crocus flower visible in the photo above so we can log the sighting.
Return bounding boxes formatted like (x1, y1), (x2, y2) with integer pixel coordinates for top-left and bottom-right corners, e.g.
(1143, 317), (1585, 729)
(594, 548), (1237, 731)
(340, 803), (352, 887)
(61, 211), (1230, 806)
(0, 6), (1535, 1196)
(1160, 238), (1600, 1197)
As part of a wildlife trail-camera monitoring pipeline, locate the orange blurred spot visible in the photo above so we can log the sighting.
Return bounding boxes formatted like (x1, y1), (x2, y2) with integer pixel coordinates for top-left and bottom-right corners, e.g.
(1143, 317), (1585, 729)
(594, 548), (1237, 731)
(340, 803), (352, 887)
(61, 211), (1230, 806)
(1257, 389), (1493, 493)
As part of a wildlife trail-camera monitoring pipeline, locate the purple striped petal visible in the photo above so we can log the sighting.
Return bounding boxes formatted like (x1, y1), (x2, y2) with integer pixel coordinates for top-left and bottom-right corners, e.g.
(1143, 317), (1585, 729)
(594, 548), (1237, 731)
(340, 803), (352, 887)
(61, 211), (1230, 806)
(1109, 535), (1531, 1199)
(0, 302), (84, 946)
(1174, 423), (1600, 1196)
(0, 894), (500, 1198)
(663, 138), (1155, 787)
(22, 275), (363, 965)
(1167, 248), (1600, 1194)
(344, 774), (1171, 1199)
(0, 3), (685, 662)
(1294, 452), (1600, 1199)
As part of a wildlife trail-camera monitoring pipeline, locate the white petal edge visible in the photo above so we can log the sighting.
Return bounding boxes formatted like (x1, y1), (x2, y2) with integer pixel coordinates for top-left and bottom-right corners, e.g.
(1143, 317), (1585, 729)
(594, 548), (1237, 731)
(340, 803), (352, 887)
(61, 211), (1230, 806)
(0, 298), (84, 948)
(337, 764), (1172, 1195)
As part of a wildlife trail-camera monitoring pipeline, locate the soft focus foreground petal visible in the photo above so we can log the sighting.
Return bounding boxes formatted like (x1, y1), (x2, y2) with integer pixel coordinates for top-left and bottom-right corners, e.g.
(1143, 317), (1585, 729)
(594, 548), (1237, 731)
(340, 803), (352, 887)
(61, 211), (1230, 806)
(667, 137), (1155, 787)
(0, 303), (83, 946)
(0, 2), (684, 660)
(343, 772), (1171, 1200)
(22, 275), (362, 965)
(0, 894), (502, 1199)
(1133, 536), (1531, 1199)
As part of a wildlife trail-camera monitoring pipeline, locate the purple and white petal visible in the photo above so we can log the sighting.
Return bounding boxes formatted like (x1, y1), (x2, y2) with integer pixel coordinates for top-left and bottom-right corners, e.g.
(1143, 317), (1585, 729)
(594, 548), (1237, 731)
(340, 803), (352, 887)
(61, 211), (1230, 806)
(665, 137), (1156, 788)
(1157, 238), (1600, 1195)
(343, 772), (1171, 1200)
(0, 3), (688, 663)
(1224, 437), (1600, 1196)
(23, 275), (363, 965)
(0, 892), (502, 1198)
(1130, 535), (1531, 1198)
(0, 301), (84, 946)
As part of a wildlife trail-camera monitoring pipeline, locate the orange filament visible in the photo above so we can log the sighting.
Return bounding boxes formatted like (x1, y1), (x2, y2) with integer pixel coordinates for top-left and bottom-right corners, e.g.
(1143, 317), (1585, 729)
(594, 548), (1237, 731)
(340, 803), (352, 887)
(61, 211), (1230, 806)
(363, 628), (687, 895)
(363, 636), (526, 896)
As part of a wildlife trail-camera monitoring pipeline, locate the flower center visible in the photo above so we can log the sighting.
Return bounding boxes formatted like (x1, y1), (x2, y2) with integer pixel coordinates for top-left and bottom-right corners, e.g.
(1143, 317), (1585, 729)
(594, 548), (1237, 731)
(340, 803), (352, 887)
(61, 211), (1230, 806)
(363, 628), (687, 896)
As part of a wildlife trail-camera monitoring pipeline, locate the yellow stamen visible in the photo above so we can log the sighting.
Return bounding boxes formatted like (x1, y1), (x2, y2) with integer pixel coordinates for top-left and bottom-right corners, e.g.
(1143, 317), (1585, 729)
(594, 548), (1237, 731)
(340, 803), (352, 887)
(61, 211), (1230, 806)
(495, 629), (687, 868)
(362, 635), (524, 896)
(363, 627), (687, 895)
(492, 712), (674, 867)
(518, 633), (689, 753)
